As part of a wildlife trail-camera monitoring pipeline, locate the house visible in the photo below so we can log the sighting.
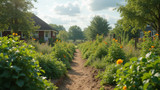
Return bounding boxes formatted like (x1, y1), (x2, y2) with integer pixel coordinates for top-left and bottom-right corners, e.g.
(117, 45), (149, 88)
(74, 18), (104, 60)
(140, 25), (157, 38)
(0, 15), (57, 41)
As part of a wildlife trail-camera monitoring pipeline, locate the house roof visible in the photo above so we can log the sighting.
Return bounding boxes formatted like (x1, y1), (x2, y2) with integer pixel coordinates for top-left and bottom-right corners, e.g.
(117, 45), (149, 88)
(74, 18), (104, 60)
(32, 15), (57, 31)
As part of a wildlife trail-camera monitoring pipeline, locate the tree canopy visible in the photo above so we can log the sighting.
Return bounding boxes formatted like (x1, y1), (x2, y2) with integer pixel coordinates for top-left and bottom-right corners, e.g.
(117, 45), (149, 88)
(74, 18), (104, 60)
(118, 0), (160, 38)
(0, 0), (38, 33)
(57, 30), (69, 41)
(85, 16), (111, 40)
(68, 25), (84, 41)
(49, 24), (66, 31)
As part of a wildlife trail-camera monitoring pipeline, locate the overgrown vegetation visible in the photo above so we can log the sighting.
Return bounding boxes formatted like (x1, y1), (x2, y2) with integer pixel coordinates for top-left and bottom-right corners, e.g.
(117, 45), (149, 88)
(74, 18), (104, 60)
(0, 35), (57, 89)
(78, 33), (160, 90)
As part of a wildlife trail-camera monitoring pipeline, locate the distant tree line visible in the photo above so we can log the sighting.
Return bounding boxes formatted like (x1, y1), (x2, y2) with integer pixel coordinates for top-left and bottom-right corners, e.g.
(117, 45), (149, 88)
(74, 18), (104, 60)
(51, 15), (111, 42)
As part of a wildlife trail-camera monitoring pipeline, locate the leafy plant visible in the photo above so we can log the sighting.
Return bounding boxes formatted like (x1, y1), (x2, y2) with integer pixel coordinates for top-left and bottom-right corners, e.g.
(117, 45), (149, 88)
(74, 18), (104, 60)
(0, 35), (57, 89)
(106, 39), (126, 63)
(36, 53), (67, 79)
(115, 52), (160, 90)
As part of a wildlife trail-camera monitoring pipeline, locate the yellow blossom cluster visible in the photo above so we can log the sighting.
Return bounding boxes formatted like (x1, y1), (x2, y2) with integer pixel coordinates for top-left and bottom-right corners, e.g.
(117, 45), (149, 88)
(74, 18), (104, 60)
(116, 59), (123, 64)
(12, 33), (18, 36)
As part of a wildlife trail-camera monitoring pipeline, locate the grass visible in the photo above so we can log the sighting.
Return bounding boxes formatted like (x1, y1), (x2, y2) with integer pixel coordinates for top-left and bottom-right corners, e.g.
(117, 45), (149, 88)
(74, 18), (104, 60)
(27, 39), (53, 54)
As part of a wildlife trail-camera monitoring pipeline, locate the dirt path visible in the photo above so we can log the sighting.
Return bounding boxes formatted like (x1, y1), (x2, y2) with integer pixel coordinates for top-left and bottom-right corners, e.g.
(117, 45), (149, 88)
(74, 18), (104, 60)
(58, 49), (101, 90)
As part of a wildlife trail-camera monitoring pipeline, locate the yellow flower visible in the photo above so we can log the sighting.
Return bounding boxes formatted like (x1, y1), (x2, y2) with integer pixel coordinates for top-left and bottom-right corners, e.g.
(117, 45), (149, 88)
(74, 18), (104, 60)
(116, 59), (123, 64)
(12, 33), (15, 35)
(148, 31), (151, 33)
(115, 40), (118, 42)
(33, 38), (36, 40)
(56, 39), (59, 42)
(120, 46), (123, 48)
(123, 86), (127, 90)
(156, 33), (159, 36)
(113, 38), (115, 41)
(151, 46), (155, 48)
(13, 33), (18, 36)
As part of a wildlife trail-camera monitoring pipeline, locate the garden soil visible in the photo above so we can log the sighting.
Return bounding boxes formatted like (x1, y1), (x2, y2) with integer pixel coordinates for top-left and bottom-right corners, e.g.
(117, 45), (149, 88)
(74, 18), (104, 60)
(57, 49), (114, 90)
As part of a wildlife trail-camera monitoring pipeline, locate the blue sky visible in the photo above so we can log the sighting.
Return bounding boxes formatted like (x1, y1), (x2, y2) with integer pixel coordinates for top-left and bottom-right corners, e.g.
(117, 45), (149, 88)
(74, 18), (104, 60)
(32, 0), (125, 30)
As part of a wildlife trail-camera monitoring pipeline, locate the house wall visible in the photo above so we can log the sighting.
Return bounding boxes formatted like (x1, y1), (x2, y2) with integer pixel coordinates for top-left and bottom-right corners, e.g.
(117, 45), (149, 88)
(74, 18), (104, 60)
(140, 30), (157, 38)
(51, 31), (56, 39)
(39, 31), (44, 40)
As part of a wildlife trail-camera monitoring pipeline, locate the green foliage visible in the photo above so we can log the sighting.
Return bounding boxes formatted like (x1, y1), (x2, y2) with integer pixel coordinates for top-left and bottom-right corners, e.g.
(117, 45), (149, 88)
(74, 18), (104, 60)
(106, 40), (126, 63)
(49, 24), (66, 31)
(118, 0), (160, 38)
(0, 35), (57, 89)
(115, 53), (160, 90)
(140, 32), (160, 56)
(36, 53), (67, 79)
(79, 35), (109, 68)
(0, 0), (39, 33)
(53, 41), (75, 69)
(27, 40), (53, 54)
(84, 16), (111, 40)
(97, 63), (121, 85)
(69, 25), (84, 41)
(123, 44), (140, 60)
(57, 30), (69, 41)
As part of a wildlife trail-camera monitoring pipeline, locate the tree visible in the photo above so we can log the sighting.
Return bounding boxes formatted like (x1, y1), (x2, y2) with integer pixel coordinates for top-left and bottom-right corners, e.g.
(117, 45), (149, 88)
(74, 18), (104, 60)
(49, 24), (66, 31)
(118, 0), (160, 38)
(57, 30), (69, 41)
(0, 0), (38, 34)
(68, 25), (84, 42)
(86, 16), (111, 40)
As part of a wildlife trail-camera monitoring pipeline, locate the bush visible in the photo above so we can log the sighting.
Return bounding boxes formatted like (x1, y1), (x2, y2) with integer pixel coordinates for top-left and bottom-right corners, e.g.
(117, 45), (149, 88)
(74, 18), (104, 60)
(140, 32), (160, 56)
(106, 39), (126, 63)
(115, 52), (160, 90)
(52, 41), (75, 69)
(98, 63), (121, 85)
(85, 42), (108, 66)
(36, 53), (67, 79)
(0, 35), (56, 90)
(27, 39), (53, 54)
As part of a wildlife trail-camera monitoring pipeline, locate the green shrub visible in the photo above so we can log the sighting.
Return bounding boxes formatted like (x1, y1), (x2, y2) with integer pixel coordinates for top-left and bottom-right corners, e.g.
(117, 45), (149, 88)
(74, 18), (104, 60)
(141, 32), (160, 56)
(27, 39), (53, 54)
(0, 36), (57, 90)
(85, 42), (108, 66)
(106, 40), (126, 63)
(123, 44), (140, 60)
(36, 53), (67, 79)
(53, 41), (75, 69)
(115, 52), (160, 90)
(98, 63), (121, 85)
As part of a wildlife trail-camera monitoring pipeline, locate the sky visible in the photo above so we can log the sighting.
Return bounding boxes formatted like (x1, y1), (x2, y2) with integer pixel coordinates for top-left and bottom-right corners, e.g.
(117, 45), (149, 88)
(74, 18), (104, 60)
(32, 0), (125, 31)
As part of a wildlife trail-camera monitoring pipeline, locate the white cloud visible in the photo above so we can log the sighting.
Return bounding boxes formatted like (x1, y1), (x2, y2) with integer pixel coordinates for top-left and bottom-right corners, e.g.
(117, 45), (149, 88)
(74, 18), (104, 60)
(53, 2), (80, 16)
(82, 0), (124, 11)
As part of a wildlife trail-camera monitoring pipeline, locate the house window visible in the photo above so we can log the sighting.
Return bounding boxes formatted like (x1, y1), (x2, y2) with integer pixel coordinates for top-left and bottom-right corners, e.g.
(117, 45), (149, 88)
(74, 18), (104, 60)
(21, 32), (24, 38)
(33, 31), (39, 38)
(140, 32), (143, 38)
(151, 30), (156, 37)
(147, 25), (150, 27)
(45, 31), (48, 37)
(53, 32), (56, 36)
(0, 31), (2, 37)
